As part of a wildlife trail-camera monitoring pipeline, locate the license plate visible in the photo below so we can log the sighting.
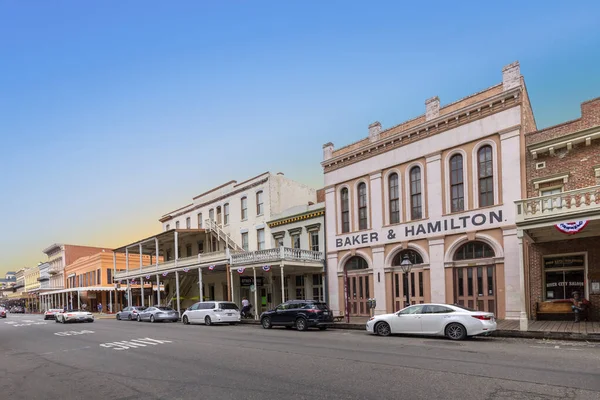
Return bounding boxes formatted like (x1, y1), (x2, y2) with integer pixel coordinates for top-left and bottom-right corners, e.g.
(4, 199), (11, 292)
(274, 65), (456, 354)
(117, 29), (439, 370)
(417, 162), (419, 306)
(227, 313), (232, 316)
(324, 311), (329, 315)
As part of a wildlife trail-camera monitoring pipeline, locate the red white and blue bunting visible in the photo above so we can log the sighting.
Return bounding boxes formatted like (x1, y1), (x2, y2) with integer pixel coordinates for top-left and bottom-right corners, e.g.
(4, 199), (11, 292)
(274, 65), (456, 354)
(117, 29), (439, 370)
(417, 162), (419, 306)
(208, 265), (215, 271)
(145, 275), (150, 280)
(262, 265), (271, 272)
(237, 267), (245, 274)
(183, 267), (189, 273)
(555, 220), (589, 235)
(162, 272), (168, 277)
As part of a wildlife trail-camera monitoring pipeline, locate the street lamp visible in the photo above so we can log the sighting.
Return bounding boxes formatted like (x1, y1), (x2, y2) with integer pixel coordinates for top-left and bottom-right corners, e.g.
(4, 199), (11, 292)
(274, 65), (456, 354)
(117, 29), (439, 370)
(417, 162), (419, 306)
(399, 254), (413, 308)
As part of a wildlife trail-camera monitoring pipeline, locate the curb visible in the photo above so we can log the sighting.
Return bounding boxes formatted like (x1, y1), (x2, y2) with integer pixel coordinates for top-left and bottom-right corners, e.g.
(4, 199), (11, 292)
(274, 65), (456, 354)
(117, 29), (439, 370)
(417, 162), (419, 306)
(239, 320), (600, 342)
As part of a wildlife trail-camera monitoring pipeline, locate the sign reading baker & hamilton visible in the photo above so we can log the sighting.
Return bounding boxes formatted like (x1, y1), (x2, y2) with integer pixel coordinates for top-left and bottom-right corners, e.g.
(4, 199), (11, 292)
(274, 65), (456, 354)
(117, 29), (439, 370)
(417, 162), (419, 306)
(335, 207), (506, 249)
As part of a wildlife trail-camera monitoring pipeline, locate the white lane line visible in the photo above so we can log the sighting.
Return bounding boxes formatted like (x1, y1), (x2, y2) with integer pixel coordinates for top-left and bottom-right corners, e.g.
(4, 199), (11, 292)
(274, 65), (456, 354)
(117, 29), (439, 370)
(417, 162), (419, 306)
(99, 337), (173, 351)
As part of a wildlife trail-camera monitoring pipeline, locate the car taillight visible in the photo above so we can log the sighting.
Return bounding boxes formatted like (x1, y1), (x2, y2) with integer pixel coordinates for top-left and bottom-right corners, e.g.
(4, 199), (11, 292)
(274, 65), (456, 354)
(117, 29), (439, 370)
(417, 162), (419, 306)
(67, 314), (74, 317)
(472, 315), (492, 320)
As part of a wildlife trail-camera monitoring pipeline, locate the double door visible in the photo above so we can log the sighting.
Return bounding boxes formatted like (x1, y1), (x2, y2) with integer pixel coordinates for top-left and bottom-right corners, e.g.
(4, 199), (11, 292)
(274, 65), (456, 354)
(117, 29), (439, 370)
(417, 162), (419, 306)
(455, 266), (496, 313)
(346, 273), (371, 316)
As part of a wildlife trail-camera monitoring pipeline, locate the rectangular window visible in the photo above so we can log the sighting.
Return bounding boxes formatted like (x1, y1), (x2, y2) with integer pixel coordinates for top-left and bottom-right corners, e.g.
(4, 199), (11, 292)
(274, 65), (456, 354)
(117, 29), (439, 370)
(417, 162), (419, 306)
(477, 267), (483, 296)
(197, 213), (202, 228)
(97, 269), (101, 286)
(341, 189), (350, 233)
(186, 217), (191, 229)
(198, 241), (204, 254)
(410, 272), (416, 298)
(310, 232), (319, 252)
(175, 221), (180, 229)
(410, 167), (422, 220)
(241, 197), (248, 220)
(544, 255), (585, 300)
(241, 233), (249, 252)
(257, 229), (265, 250)
(186, 244), (192, 257)
(256, 191), (264, 215)
(467, 268), (473, 296)
(541, 188), (562, 211)
(389, 173), (400, 224)
(450, 154), (464, 212)
(418, 271), (423, 297)
(107, 268), (112, 285)
(358, 183), (368, 230)
(478, 146), (494, 207)
(224, 203), (230, 225)
(209, 209), (214, 221)
(276, 237), (284, 247)
(165, 224), (170, 231)
(291, 233), (300, 249)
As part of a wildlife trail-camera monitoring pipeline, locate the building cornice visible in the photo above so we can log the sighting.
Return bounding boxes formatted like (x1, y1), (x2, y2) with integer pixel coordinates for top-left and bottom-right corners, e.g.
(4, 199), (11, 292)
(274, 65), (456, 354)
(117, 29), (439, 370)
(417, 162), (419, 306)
(528, 125), (600, 159)
(322, 87), (521, 173)
(268, 210), (325, 228)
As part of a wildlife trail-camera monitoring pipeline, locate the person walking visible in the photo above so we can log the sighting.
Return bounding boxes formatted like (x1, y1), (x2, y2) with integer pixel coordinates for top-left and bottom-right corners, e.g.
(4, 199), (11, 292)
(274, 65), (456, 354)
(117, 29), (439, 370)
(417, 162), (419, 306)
(97, 302), (103, 314)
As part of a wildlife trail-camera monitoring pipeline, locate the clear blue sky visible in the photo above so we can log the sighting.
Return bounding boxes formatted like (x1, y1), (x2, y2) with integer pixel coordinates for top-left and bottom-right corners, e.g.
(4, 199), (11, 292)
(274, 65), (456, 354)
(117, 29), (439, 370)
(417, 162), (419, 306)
(1, 1), (599, 274)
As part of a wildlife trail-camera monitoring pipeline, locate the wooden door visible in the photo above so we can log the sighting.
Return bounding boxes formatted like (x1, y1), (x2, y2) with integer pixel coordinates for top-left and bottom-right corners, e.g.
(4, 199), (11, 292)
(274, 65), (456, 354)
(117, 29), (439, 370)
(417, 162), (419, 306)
(392, 270), (426, 311)
(347, 273), (370, 316)
(455, 266), (496, 313)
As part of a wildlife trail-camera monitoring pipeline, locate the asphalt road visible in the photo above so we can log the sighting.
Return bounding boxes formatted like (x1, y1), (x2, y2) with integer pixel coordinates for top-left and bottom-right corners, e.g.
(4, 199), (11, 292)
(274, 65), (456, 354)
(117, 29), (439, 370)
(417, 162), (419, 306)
(1, 313), (600, 400)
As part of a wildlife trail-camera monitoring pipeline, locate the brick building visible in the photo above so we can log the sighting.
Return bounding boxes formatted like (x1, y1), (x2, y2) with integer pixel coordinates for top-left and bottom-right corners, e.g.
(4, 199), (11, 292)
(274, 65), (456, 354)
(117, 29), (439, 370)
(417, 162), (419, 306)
(516, 97), (600, 326)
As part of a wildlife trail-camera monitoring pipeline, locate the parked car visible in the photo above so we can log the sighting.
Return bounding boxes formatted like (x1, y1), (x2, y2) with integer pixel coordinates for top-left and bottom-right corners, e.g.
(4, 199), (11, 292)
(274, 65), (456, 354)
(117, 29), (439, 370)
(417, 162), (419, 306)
(260, 300), (333, 331)
(44, 308), (63, 320)
(366, 303), (497, 340)
(0, 307), (6, 318)
(136, 306), (179, 323)
(55, 309), (94, 323)
(182, 301), (241, 326)
(10, 306), (24, 313)
(116, 306), (147, 321)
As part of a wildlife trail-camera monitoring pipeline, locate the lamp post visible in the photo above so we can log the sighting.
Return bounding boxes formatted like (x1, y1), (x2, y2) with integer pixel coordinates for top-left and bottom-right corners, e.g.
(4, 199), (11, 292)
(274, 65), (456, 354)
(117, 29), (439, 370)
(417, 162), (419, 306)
(399, 254), (413, 308)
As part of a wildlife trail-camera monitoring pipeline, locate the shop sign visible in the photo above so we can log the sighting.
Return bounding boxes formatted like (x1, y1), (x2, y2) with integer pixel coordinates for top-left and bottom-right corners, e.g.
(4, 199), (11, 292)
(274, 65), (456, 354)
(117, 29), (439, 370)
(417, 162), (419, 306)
(335, 208), (505, 249)
(240, 276), (264, 287)
(543, 255), (585, 269)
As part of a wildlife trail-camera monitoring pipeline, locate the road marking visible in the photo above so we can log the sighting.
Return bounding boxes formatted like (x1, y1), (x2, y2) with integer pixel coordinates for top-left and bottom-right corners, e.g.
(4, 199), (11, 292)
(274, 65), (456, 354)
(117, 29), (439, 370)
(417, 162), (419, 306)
(99, 337), (172, 351)
(54, 330), (95, 336)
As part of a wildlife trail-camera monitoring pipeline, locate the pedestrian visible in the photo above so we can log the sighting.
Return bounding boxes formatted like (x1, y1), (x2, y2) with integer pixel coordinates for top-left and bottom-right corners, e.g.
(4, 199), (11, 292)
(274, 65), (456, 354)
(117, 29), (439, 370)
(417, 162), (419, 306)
(97, 302), (103, 314)
(241, 297), (251, 318)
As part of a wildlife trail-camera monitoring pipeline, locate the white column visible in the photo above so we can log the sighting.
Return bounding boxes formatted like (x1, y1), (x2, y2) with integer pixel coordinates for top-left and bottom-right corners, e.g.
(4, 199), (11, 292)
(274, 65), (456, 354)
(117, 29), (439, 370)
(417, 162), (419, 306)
(109, 290), (112, 314)
(372, 246), (387, 315)
(77, 290), (81, 309)
(127, 279), (131, 307)
(326, 253), (340, 314)
(280, 264), (285, 303)
(503, 228), (521, 320)
(517, 229), (529, 330)
(428, 238), (446, 303)
(425, 152), (443, 219)
(229, 268), (235, 303)
(324, 186), (339, 313)
(125, 247), (129, 274)
(156, 274), (161, 306)
(140, 243), (144, 308)
(369, 171), (383, 228)
(253, 267), (259, 320)
(198, 268), (203, 302)
(175, 271), (181, 318)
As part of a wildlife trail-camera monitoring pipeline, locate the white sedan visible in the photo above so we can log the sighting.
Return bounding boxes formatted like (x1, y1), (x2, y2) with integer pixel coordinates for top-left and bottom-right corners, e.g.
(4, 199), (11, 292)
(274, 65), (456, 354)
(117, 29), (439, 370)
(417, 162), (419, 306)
(55, 310), (95, 323)
(366, 303), (496, 340)
(44, 308), (63, 320)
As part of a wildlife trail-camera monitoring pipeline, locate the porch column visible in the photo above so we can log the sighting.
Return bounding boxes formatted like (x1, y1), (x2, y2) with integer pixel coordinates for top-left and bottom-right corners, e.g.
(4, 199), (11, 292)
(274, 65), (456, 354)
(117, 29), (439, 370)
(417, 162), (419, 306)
(127, 279), (131, 307)
(503, 228), (522, 320)
(175, 271), (181, 318)
(198, 268), (204, 302)
(77, 290), (81, 309)
(139, 243), (144, 307)
(517, 229), (529, 331)
(126, 247), (129, 274)
(372, 246), (386, 315)
(253, 267), (259, 321)
(156, 274), (161, 306)
(280, 264), (285, 303)
(229, 266), (234, 303)
(428, 238), (446, 303)
(109, 290), (112, 313)
(112, 251), (117, 286)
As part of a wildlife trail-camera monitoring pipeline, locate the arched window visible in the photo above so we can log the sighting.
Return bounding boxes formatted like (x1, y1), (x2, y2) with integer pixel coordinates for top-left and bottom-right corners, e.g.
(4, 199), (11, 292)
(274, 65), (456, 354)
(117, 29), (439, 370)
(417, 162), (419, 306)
(392, 249), (424, 266)
(388, 173), (400, 224)
(340, 188), (350, 233)
(450, 154), (464, 212)
(357, 182), (368, 230)
(478, 146), (494, 207)
(453, 241), (495, 261)
(410, 166), (422, 220)
(345, 256), (369, 271)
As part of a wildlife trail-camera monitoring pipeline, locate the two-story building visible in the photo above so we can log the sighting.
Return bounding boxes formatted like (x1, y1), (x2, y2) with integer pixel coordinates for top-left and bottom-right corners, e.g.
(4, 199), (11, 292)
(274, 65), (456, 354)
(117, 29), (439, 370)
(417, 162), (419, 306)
(112, 171), (319, 317)
(24, 266), (41, 311)
(322, 61), (536, 321)
(516, 97), (600, 325)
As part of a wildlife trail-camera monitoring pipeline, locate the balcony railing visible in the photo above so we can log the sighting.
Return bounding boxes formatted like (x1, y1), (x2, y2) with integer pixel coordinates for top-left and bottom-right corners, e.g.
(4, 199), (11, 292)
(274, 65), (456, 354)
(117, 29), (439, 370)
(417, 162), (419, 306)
(230, 247), (324, 266)
(114, 250), (229, 279)
(516, 185), (600, 223)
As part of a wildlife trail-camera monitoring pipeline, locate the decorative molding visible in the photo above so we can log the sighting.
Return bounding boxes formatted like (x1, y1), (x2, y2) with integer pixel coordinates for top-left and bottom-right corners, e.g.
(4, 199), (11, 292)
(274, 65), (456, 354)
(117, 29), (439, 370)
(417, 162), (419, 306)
(532, 173), (569, 190)
(272, 231), (285, 239)
(267, 210), (325, 228)
(288, 227), (303, 236)
(305, 223), (321, 232)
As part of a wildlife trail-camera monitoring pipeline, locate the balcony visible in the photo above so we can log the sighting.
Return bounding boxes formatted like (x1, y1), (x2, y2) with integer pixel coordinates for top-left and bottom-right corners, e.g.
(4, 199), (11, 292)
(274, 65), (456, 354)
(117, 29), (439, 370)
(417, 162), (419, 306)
(516, 185), (600, 225)
(114, 250), (229, 280)
(230, 247), (324, 267)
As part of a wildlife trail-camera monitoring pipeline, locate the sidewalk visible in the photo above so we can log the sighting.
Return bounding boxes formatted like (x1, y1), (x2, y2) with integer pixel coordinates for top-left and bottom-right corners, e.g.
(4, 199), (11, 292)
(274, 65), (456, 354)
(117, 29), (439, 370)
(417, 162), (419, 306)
(240, 318), (600, 342)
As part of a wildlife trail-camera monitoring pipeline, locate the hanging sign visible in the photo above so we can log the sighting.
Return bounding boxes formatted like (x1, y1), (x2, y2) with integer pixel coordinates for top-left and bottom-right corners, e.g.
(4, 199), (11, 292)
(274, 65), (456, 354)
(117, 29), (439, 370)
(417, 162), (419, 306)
(262, 265), (271, 272)
(555, 221), (588, 235)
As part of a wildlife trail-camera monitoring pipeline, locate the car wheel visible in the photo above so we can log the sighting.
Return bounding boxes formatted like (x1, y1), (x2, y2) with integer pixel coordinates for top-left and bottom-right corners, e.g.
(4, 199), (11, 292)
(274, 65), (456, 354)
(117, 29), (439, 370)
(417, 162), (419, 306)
(150, 315), (155, 323)
(318, 326), (328, 331)
(116, 314), (121, 320)
(55, 318), (60, 323)
(204, 316), (212, 326)
(183, 316), (189, 325)
(128, 315), (132, 321)
(261, 317), (272, 329)
(375, 322), (391, 337)
(445, 323), (467, 341)
(295, 318), (308, 331)
(137, 315), (141, 322)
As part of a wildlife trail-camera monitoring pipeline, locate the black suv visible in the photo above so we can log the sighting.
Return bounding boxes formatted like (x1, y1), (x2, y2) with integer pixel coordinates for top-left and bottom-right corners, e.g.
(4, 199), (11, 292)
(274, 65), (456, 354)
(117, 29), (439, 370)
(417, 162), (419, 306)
(260, 300), (334, 331)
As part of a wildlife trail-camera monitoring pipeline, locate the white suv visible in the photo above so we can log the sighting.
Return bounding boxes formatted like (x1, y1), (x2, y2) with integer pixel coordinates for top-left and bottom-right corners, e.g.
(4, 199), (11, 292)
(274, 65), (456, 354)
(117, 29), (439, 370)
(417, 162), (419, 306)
(181, 301), (241, 326)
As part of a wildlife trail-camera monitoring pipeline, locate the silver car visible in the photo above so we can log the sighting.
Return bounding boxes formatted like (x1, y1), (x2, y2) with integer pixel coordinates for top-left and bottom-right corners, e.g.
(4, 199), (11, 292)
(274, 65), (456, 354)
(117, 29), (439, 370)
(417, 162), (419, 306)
(116, 306), (147, 321)
(136, 306), (179, 323)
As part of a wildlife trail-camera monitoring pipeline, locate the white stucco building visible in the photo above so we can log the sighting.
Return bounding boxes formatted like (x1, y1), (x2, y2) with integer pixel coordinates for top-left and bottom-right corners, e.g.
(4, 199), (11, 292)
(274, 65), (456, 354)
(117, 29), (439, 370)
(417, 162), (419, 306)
(322, 62), (535, 321)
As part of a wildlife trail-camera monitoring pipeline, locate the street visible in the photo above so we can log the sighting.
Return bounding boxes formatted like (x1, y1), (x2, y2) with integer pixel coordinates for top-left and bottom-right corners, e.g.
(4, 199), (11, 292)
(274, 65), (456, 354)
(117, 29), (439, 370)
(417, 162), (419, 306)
(1, 314), (600, 400)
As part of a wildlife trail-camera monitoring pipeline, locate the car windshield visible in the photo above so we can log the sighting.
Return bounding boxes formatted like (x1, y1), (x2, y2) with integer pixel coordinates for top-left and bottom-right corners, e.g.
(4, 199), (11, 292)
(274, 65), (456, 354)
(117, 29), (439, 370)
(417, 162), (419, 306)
(158, 307), (174, 311)
(220, 303), (239, 310)
(135, 307), (147, 310)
